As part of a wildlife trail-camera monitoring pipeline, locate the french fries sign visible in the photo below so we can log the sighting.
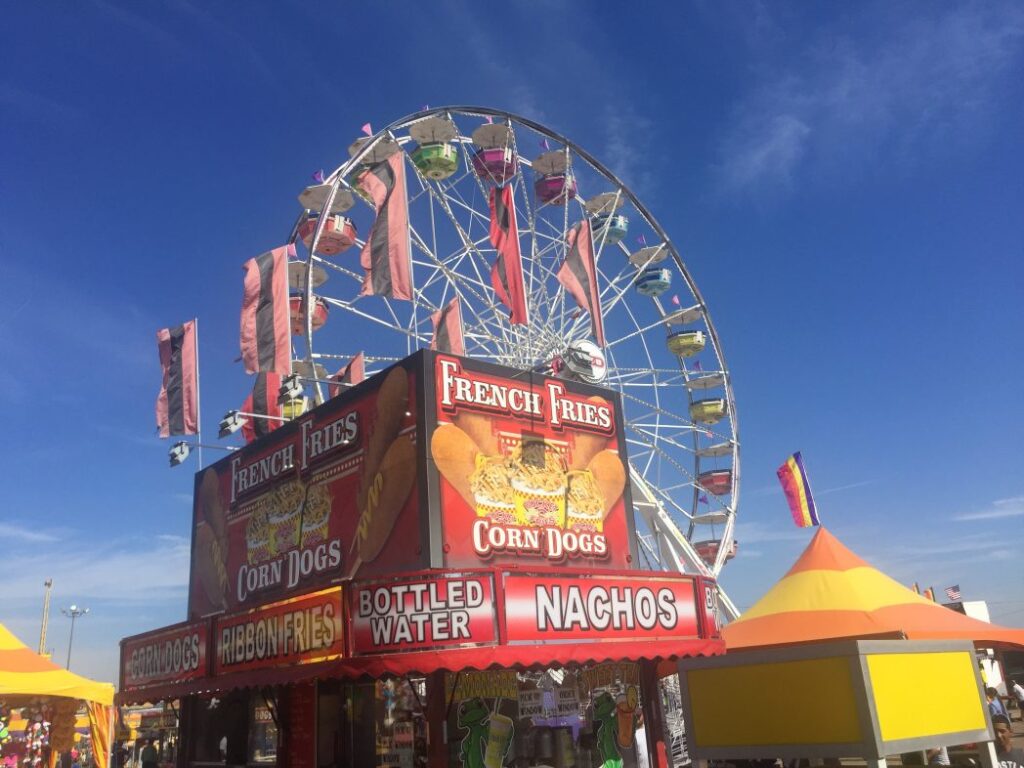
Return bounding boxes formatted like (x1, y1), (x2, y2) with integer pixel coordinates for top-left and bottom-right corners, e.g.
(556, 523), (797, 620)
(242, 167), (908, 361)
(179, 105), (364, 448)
(188, 359), (423, 619)
(428, 354), (636, 570)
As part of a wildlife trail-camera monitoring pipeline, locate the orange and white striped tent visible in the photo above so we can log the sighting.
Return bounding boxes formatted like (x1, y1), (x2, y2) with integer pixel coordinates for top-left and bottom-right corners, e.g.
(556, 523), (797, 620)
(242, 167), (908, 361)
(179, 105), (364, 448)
(0, 621), (114, 768)
(722, 527), (1024, 651)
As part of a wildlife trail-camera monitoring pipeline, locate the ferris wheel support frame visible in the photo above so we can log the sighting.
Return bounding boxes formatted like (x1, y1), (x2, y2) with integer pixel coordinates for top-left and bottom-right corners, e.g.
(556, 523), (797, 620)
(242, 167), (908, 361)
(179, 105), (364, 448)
(293, 105), (741, 604)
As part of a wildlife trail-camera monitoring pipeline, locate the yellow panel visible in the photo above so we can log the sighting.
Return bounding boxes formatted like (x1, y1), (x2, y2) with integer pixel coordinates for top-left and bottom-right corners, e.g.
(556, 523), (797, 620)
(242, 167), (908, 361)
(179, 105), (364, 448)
(867, 651), (987, 741)
(687, 657), (862, 747)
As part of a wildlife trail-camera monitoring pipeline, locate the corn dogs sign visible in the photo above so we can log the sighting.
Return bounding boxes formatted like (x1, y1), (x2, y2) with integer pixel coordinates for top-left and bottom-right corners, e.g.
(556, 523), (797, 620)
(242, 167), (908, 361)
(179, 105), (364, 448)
(120, 622), (208, 693)
(188, 359), (423, 619)
(428, 355), (636, 570)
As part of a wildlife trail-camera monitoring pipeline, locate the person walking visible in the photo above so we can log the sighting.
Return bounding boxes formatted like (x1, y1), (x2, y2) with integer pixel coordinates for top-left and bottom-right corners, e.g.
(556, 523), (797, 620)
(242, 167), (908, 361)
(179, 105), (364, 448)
(139, 741), (158, 768)
(988, 687), (1011, 722)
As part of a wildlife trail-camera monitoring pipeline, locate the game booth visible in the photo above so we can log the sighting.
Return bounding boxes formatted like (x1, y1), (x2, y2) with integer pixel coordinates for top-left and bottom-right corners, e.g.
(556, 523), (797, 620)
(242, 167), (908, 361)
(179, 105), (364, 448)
(118, 351), (724, 768)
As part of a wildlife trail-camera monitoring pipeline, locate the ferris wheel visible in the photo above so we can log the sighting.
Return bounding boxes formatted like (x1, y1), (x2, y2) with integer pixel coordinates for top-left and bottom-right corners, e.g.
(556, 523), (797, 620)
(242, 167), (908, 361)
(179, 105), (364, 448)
(286, 107), (740, 616)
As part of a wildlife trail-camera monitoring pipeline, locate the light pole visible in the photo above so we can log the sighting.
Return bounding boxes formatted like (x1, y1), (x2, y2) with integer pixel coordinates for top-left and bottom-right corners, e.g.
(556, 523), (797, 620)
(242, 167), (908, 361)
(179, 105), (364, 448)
(60, 605), (89, 670)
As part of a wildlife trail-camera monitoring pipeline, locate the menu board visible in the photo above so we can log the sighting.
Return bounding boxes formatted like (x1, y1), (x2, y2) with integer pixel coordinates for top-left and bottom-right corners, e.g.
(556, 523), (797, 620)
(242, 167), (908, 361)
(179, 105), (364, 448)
(426, 354), (637, 570)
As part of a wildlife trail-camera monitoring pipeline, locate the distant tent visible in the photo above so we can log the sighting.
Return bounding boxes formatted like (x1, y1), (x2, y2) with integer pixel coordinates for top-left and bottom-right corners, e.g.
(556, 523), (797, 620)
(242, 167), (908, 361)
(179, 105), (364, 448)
(0, 621), (114, 768)
(723, 528), (1024, 650)
(0, 622), (113, 703)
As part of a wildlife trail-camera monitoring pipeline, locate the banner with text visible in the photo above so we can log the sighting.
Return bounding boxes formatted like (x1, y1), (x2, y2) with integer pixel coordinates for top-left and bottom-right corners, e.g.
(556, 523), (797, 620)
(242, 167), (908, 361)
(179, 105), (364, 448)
(120, 622), (208, 693)
(189, 358), (421, 618)
(427, 354), (636, 571)
(213, 588), (344, 675)
(351, 572), (498, 654)
(503, 573), (699, 643)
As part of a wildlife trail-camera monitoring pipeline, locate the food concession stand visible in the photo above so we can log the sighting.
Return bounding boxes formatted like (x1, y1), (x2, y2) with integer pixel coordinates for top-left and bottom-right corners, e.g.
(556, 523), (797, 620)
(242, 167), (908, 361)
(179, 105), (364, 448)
(118, 351), (724, 768)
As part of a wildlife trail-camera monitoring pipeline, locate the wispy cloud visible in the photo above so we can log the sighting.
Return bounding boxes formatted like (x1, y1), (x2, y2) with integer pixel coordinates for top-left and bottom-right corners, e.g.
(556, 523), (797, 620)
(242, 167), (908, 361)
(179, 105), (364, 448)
(0, 522), (59, 543)
(599, 104), (656, 197)
(0, 533), (190, 604)
(952, 495), (1024, 522)
(817, 479), (876, 497)
(715, 1), (1024, 195)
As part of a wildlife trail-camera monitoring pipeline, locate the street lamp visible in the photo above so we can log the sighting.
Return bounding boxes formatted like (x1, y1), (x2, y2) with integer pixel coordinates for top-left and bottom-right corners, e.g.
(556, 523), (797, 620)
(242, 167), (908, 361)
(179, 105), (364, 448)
(60, 605), (89, 670)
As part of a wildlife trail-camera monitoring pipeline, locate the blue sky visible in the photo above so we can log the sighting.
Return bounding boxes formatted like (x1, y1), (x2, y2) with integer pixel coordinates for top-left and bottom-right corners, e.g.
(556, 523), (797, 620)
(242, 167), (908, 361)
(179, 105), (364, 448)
(1, 1), (1022, 684)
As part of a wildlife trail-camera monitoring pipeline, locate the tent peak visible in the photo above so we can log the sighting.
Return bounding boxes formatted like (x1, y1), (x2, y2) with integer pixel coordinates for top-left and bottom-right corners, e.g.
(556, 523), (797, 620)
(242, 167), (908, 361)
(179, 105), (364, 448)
(785, 526), (869, 576)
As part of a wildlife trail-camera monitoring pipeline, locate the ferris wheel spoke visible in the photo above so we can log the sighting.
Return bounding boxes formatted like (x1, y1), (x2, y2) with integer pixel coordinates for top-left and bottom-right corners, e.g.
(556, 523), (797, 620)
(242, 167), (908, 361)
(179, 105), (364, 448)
(407, 174), (519, 353)
(628, 452), (696, 523)
(319, 294), (429, 346)
(629, 425), (698, 460)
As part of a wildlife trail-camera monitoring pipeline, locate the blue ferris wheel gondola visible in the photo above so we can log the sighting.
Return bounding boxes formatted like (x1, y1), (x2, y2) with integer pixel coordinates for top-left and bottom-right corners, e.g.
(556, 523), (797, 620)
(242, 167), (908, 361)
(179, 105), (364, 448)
(590, 212), (629, 245)
(635, 266), (672, 297)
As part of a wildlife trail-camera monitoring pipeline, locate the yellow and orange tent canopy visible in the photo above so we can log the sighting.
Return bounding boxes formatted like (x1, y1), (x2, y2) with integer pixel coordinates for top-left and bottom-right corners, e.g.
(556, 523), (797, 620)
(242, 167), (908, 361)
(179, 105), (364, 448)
(723, 527), (1024, 651)
(0, 621), (113, 705)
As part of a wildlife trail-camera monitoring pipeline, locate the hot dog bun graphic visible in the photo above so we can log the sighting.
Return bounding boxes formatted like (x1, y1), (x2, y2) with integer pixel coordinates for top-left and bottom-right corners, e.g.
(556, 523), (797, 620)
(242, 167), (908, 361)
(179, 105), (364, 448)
(359, 367), (409, 511)
(352, 433), (417, 567)
(195, 523), (228, 611)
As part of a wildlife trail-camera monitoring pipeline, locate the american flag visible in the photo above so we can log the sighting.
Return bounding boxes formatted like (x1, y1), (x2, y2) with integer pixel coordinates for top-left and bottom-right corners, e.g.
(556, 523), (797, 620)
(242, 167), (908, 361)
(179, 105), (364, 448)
(944, 585), (962, 601)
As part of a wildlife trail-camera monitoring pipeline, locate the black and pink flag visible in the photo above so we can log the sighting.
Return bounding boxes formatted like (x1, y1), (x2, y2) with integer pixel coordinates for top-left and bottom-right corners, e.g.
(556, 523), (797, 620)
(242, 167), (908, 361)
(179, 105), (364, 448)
(359, 154), (413, 300)
(241, 371), (282, 444)
(489, 185), (528, 324)
(241, 244), (292, 375)
(430, 297), (465, 356)
(156, 320), (198, 437)
(328, 352), (366, 398)
(556, 220), (605, 346)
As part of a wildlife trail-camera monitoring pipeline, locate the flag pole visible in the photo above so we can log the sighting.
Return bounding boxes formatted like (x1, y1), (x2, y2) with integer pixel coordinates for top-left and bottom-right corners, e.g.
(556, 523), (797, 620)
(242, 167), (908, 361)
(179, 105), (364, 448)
(194, 316), (203, 469)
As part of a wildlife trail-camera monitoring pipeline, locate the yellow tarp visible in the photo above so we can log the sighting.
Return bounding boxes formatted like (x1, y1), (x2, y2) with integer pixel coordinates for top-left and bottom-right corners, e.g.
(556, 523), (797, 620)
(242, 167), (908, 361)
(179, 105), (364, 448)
(0, 622), (113, 705)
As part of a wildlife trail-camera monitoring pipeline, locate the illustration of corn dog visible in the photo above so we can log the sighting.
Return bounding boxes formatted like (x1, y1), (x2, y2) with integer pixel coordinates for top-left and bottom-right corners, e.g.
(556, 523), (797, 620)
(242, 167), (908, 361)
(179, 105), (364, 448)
(453, 410), (499, 456)
(198, 469), (227, 543)
(358, 367), (409, 510)
(195, 468), (229, 610)
(588, 449), (627, 518)
(430, 424), (479, 506)
(195, 524), (229, 611)
(348, 434), (417, 575)
(569, 397), (612, 469)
